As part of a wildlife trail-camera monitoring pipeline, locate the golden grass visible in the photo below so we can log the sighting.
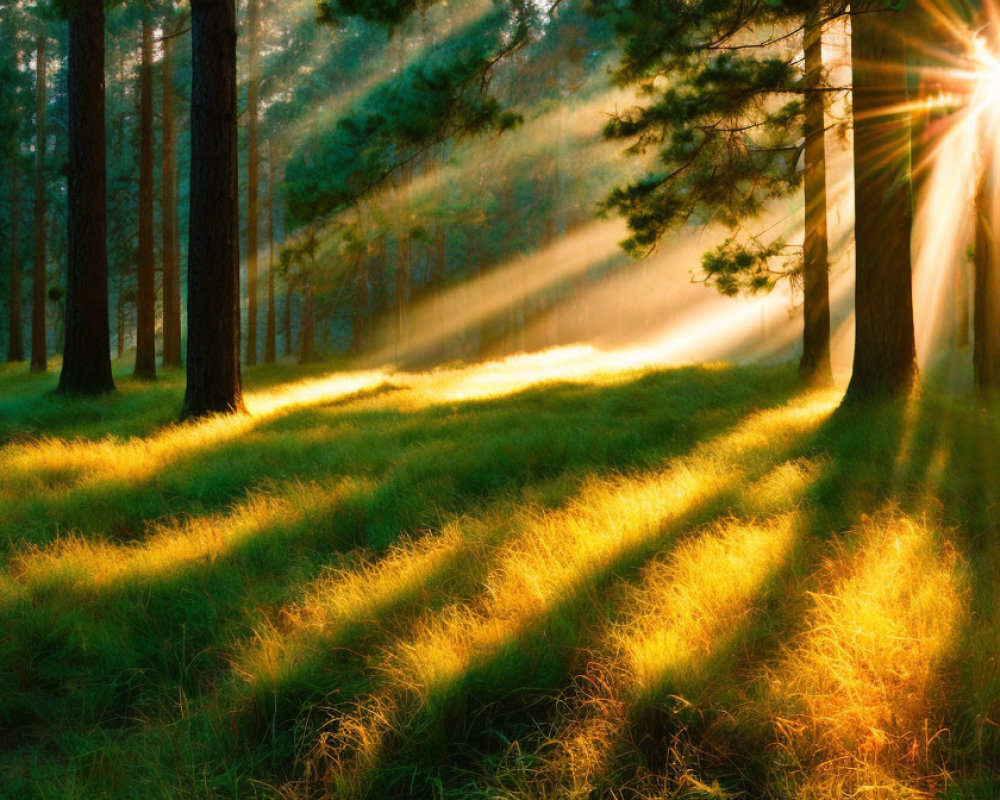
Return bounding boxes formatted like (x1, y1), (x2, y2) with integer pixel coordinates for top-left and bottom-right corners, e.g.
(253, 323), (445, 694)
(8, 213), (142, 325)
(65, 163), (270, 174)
(766, 513), (967, 799)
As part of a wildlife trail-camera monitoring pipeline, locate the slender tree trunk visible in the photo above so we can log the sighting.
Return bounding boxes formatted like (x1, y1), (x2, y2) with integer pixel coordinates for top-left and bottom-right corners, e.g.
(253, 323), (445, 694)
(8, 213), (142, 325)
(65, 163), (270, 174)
(396, 228), (410, 356)
(183, 0), (244, 418)
(352, 253), (370, 354)
(30, 29), (46, 373)
(134, 9), (157, 380)
(245, 0), (260, 366)
(117, 264), (125, 359)
(59, 0), (115, 395)
(843, 4), (917, 401)
(799, 11), (832, 386)
(974, 120), (1000, 392)
(7, 169), (24, 362)
(283, 281), (293, 357)
(161, 21), (182, 367)
(299, 284), (316, 363)
(264, 151), (277, 362)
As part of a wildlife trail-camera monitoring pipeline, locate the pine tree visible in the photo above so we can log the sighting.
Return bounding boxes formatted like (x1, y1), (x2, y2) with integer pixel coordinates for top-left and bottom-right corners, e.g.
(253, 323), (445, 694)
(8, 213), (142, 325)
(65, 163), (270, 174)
(183, 0), (244, 418)
(30, 24), (46, 373)
(843, 1), (917, 400)
(59, 0), (115, 396)
(134, 3), (157, 381)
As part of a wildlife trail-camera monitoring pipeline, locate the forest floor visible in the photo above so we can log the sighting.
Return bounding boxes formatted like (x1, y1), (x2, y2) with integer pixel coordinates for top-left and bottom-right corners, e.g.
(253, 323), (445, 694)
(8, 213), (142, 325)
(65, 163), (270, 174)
(1, 352), (999, 799)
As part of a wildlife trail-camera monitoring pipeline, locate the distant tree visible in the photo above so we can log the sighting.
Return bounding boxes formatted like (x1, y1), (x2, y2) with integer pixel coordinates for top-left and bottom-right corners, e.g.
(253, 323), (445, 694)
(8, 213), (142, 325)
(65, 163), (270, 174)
(1, 14), (28, 363)
(264, 149), (277, 363)
(596, 0), (836, 386)
(30, 23), (46, 373)
(245, 0), (261, 366)
(58, 0), (115, 395)
(161, 10), (185, 368)
(183, 0), (244, 418)
(134, 2), (157, 381)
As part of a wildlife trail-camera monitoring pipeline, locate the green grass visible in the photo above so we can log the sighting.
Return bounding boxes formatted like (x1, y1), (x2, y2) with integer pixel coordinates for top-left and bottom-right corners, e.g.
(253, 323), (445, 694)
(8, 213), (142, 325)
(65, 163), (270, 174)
(0, 354), (998, 799)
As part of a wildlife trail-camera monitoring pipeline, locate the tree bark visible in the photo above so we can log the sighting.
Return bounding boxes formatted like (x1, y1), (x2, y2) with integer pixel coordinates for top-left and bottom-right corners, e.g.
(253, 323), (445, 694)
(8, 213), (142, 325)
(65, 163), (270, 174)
(264, 152), (277, 362)
(59, 0), (115, 395)
(245, 0), (260, 366)
(799, 11), (832, 387)
(843, 4), (917, 401)
(134, 9), (157, 380)
(161, 19), (182, 367)
(7, 169), (24, 362)
(183, 0), (244, 418)
(30, 29), (46, 373)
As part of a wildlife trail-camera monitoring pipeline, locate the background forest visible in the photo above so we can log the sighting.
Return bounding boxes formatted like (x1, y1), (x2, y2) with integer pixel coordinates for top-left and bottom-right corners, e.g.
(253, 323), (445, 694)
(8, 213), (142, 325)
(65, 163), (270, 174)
(3, 0), (1000, 799)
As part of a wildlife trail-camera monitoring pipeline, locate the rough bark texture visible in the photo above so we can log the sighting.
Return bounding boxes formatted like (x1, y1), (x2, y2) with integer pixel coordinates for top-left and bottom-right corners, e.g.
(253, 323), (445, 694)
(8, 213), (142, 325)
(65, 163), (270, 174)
(7, 169), (24, 362)
(161, 22), (182, 368)
(183, 0), (244, 418)
(264, 153), (277, 363)
(799, 11), (832, 387)
(134, 10), (157, 380)
(58, 0), (115, 396)
(245, 0), (260, 366)
(974, 130), (1000, 392)
(30, 29), (46, 373)
(843, 4), (917, 401)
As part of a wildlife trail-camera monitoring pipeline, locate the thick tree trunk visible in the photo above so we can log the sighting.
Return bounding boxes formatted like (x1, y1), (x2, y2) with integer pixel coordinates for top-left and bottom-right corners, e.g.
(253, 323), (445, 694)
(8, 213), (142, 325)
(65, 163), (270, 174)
(161, 21), (182, 368)
(264, 152), (277, 363)
(30, 29), (46, 373)
(59, 0), (115, 395)
(843, 5), (917, 401)
(245, 0), (260, 366)
(7, 169), (24, 362)
(799, 11), (832, 386)
(134, 10), (157, 381)
(183, 0), (244, 418)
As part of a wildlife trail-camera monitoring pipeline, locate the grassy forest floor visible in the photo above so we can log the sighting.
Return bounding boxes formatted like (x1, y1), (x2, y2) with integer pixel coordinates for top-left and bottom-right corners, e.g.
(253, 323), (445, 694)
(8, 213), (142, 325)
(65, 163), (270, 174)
(1, 352), (999, 799)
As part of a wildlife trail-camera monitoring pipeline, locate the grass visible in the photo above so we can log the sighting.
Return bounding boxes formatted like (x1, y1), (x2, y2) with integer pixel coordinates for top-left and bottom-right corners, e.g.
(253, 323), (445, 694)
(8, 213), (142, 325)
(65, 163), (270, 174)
(0, 351), (999, 799)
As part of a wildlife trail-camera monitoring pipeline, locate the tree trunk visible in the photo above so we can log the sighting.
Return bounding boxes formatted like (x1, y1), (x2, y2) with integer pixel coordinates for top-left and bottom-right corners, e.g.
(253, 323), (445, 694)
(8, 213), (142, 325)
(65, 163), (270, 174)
(396, 230), (410, 358)
(299, 284), (317, 363)
(59, 0), (115, 395)
(351, 253), (370, 354)
(264, 151), (277, 363)
(283, 280), (293, 357)
(799, 11), (832, 387)
(117, 263), (125, 359)
(843, 4), (917, 401)
(956, 255), (971, 348)
(7, 169), (23, 362)
(974, 121), (1000, 392)
(245, 0), (260, 366)
(134, 9), (157, 381)
(183, 0), (244, 418)
(30, 29), (46, 373)
(161, 20), (182, 367)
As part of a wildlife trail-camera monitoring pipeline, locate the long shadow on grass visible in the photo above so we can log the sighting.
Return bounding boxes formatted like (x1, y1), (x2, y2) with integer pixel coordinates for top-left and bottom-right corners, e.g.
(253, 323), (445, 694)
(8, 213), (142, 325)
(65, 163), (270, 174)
(0, 365), (800, 760)
(1, 364), (797, 551)
(253, 393), (835, 798)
